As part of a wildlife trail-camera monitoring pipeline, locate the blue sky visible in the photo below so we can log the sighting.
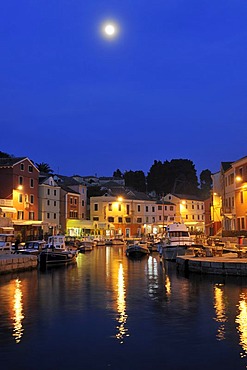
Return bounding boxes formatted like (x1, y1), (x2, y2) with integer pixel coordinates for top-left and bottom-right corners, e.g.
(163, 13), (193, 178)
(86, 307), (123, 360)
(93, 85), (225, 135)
(1, 0), (247, 178)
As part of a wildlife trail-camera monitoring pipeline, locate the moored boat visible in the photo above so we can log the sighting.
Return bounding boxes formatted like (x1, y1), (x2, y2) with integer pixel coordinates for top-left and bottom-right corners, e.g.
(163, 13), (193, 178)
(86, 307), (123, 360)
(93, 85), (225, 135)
(126, 241), (150, 258)
(17, 240), (46, 255)
(161, 222), (193, 261)
(39, 235), (78, 267)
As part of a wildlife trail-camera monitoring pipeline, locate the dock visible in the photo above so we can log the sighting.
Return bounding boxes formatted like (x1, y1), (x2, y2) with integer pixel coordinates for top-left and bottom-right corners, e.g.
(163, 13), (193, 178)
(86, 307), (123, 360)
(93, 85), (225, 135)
(176, 252), (247, 276)
(0, 254), (38, 275)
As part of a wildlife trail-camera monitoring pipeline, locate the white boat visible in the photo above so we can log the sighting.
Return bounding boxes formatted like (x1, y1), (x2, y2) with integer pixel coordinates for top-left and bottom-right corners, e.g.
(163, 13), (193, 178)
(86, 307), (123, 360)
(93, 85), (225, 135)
(161, 223), (193, 261)
(17, 240), (46, 255)
(0, 234), (14, 254)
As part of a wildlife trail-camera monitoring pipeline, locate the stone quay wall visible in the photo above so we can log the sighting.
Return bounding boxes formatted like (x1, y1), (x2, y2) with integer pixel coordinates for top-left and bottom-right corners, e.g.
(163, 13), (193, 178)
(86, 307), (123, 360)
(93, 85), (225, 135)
(176, 255), (247, 276)
(0, 254), (38, 274)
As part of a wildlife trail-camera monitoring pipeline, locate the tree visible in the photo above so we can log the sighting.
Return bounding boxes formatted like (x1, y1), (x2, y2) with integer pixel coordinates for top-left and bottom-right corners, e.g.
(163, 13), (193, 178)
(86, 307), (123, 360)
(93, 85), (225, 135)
(113, 169), (123, 178)
(146, 159), (199, 196)
(199, 169), (212, 199)
(36, 162), (54, 173)
(0, 151), (12, 158)
(124, 170), (146, 192)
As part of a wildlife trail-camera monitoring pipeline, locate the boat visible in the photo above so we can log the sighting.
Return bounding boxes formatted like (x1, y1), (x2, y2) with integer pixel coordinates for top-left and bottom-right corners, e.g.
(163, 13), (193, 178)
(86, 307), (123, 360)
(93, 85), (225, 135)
(106, 237), (126, 246)
(161, 222), (193, 261)
(17, 240), (46, 255)
(39, 235), (78, 267)
(126, 241), (150, 258)
(0, 234), (14, 254)
(94, 238), (106, 246)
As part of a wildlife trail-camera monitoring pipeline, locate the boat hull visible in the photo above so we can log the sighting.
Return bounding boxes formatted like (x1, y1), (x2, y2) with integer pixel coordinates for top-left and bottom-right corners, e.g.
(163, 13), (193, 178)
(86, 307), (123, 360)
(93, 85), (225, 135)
(39, 250), (78, 266)
(126, 245), (150, 258)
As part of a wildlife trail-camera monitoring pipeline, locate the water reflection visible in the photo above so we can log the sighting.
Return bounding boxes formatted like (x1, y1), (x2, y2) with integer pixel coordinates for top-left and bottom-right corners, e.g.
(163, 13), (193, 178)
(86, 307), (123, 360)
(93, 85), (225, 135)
(12, 278), (24, 343)
(115, 262), (128, 343)
(236, 292), (247, 359)
(213, 283), (227, 341)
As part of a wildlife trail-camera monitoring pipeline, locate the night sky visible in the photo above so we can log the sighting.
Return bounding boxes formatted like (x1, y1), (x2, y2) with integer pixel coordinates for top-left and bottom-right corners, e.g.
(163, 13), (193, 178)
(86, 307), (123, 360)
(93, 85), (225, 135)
(1, 0), (247, 177)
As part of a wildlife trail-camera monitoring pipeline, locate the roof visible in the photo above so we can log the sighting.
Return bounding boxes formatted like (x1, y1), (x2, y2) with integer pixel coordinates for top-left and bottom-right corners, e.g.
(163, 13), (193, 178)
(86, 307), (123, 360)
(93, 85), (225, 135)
(221, 162), (233, 172)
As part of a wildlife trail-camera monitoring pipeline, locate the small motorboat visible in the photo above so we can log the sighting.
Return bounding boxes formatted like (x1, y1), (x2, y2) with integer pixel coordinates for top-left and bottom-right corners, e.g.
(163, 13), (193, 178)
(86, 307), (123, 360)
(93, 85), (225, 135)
(39, 235), (78, 267)
(126, 242), (150, 258)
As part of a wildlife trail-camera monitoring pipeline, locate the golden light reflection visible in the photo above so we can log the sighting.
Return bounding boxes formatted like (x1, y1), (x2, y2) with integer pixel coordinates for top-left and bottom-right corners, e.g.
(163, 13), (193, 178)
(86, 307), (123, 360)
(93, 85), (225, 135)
(12, 278), (24, 343)
(165, 275), (171, 296)
(236, 293), (247, 358)
(116, 262), (128, 343)
(213, 284), (227, 341)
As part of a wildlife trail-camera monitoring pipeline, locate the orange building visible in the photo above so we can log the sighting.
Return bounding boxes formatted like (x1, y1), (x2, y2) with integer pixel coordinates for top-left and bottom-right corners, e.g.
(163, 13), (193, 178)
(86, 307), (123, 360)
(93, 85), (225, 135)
(0, 157), (41, 240)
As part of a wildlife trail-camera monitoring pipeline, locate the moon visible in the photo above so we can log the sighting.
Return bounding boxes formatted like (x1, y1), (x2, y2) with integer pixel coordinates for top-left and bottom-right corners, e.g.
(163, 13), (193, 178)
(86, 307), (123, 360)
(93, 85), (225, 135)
(101, 21), (119, 39)
(105, 24), (115, 36)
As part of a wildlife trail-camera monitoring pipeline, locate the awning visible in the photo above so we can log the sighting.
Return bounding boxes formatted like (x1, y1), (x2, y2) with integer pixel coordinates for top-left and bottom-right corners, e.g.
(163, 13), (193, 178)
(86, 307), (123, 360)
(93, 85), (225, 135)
(0, 207), (17, 213)
(12, 220), (48, 226)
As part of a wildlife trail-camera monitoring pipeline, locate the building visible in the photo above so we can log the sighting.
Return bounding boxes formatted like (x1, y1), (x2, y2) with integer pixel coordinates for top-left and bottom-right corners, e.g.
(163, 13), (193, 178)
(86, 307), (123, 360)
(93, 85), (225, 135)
(0, 157), (43, 240)
(163, 193), (205, 234)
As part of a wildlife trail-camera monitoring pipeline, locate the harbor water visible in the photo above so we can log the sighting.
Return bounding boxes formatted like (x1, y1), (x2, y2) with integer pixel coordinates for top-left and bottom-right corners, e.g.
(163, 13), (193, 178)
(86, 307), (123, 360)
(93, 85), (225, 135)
(1, 245), (247, 370)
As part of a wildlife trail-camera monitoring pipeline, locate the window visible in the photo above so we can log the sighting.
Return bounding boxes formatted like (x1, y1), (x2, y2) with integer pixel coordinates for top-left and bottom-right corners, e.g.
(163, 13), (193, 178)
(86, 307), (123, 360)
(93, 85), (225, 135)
(108, 217), (114, 222)
(192, 205), (194, 209)
(70, 198), (73, 205)
(152, 206), (155, 212)
(93, 217), (99, 221)
(137, 217), (142, 223)
(152, 216), (155, 222)
(146, 206), (148, 212)
(94, 203), (99, 211)
(74, 198), (77, 205)
(54, 201), (56, 206)
(29, 212), (34, 220)
(28, 165), (33, 173)
(20, 163), (24, 171)
(81, 213), (84, 218)
(54, 190), (57, 196)
(69, 211), (73, 218)
(17, 211), (24, 220)
(19, 176), (23, 185)
(126, 217), (131, 223)
(54, 213), (57, 219)
(109, 203), (112, 211)
(165, 206), (167, 211)
(158, 206), (162, 211)
(47, 213), (50, 219)
(30, 195), (34, 204)
(30, 178), (34, 188)
(137, 205), (141, 212)
(47, 189), (50, 195)
(240, 192), (244, 204)
(118, 204), (122, 212)
(146, 217), (148, 222)
(232, 197), (234, 207)
(241, 217), (245, 229)
(82, 200), (84, 206)
(18, 194), (23, 203)
(47, 200), (50, 206)
(126, 204), (130, 214)
(170, 206), (173, 211)
(118, 217), (123, 223)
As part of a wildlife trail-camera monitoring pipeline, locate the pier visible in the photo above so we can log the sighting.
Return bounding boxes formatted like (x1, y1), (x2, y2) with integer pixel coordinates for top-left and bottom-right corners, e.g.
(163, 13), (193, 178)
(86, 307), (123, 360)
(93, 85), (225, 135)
(0, 254), (38, 274)
(176, 252), (247, 276)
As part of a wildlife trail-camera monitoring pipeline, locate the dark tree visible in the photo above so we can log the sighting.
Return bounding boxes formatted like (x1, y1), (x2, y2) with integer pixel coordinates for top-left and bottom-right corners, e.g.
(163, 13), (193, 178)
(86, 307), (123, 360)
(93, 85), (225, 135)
(113, 169), (123, 178)
(146, 158), (199, 196)
(36, 162), (54, 173)
(199, 169), (212, 199)
(0, 151), (12, 158)
(124, 170), (146, 192)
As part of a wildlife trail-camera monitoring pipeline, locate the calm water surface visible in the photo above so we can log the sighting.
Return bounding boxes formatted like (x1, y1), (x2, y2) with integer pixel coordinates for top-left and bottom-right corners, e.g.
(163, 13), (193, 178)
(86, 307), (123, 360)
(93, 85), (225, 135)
(1, 246), (247, 370)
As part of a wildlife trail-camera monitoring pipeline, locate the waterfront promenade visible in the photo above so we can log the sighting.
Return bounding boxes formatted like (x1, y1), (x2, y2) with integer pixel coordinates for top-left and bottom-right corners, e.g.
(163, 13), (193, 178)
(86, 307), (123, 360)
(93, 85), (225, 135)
(176, 251), (247, 276)
(0, 254), (38, 274)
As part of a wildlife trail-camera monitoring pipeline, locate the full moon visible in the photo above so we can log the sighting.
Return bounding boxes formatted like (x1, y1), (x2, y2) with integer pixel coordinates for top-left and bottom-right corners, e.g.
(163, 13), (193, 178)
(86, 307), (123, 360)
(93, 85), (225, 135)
(101, 21), (119, 39)
(105, 24), (115, 36)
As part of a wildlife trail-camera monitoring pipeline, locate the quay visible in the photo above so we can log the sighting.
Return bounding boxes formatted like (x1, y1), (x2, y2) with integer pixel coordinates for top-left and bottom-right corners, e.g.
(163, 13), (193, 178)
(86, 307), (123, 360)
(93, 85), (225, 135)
(176, 252), (247, 276)
(0, 254), (38, 275)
